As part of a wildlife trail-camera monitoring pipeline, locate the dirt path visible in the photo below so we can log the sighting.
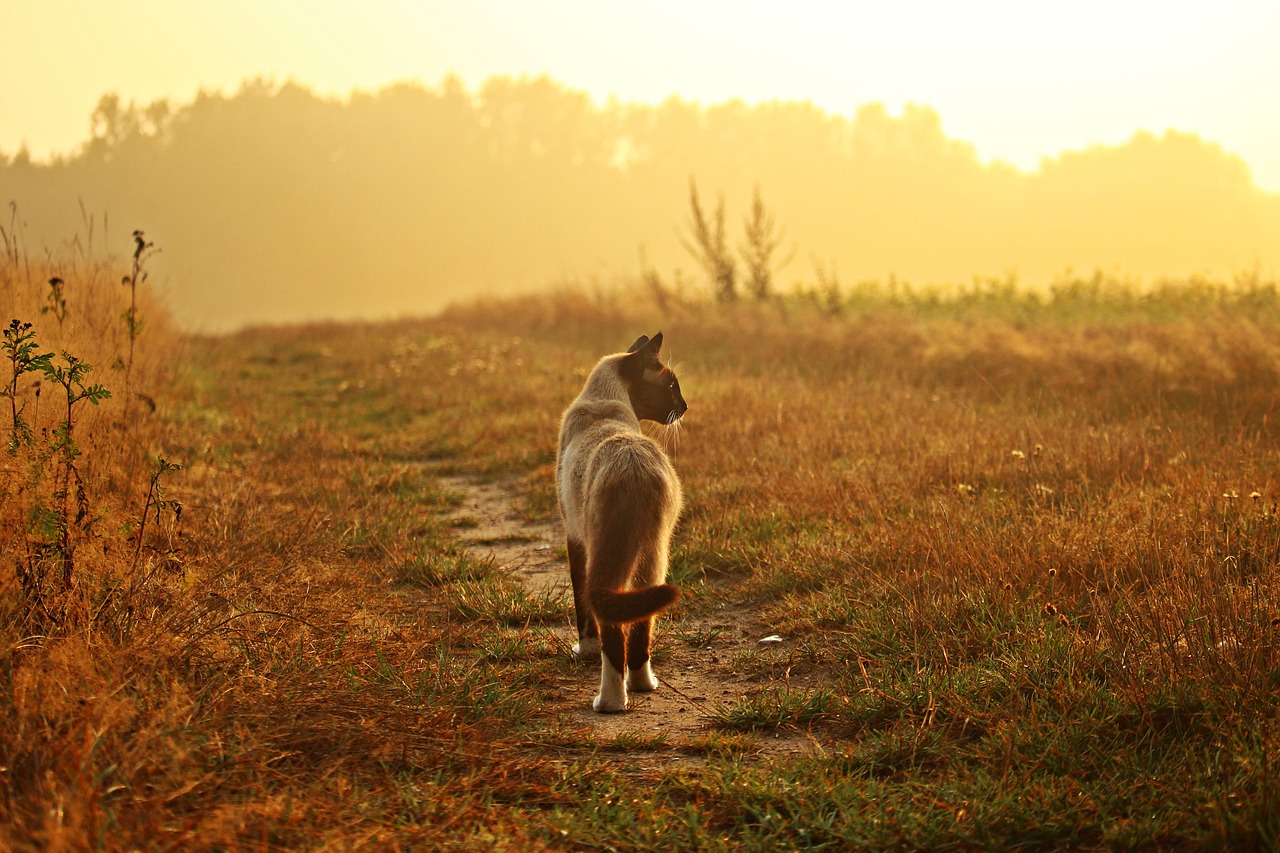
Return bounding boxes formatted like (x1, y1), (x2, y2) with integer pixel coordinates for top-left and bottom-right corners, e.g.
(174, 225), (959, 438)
(441, 475), (821, 759)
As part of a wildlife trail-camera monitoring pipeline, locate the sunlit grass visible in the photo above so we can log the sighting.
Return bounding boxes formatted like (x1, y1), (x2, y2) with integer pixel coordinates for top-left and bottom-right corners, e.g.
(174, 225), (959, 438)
(4, 270), (1279, 848)
(443, 578), (569, 626)
(430, 279), (1280, 847)
(708, 686), (840, 732)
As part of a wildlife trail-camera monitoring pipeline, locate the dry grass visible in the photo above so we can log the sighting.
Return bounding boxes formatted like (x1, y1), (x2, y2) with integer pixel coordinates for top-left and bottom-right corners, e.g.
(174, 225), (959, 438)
(3, 258), (1279, 849)
(438, 283), (1280, 847)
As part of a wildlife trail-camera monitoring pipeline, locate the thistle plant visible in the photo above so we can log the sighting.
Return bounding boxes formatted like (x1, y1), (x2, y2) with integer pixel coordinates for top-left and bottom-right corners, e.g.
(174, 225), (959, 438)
(38, 351), (110, 589)
(121, 230), (157, 394)
(42, 277), (68, 331)
(2, 319), (52, 453)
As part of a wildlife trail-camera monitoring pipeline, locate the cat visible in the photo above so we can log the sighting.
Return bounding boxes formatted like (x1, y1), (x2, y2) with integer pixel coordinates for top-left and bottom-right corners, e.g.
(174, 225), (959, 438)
(556, 332), (687, 712)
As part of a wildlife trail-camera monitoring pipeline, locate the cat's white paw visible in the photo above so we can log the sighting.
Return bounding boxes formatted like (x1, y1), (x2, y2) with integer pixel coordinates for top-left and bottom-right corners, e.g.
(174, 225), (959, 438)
(594, 654), (627, 713)
(572, 636), (600, 660)
(627, 661), (659, 693)
(592, 692), (628, 713)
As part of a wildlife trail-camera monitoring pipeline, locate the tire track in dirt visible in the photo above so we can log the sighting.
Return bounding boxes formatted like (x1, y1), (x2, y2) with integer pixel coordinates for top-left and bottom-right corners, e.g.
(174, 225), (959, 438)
(440, 474), (820, 759)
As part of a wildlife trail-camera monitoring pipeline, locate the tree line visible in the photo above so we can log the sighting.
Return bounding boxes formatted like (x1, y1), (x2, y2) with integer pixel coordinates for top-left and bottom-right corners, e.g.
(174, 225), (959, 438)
(3, 75), (1277, 328)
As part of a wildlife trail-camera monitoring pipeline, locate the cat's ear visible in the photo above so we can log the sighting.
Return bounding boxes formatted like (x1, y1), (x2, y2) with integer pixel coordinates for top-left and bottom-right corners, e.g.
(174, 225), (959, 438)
(627, 332), (663, 365)
(622, 332), (663, 376)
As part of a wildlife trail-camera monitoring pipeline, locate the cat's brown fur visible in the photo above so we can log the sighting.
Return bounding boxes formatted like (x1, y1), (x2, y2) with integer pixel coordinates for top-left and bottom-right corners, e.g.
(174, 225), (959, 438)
(556, 333), (687, 712)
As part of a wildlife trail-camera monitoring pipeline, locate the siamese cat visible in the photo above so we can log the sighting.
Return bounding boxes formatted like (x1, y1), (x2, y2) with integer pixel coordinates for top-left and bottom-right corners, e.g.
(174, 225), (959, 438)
(556, 333), (687, 712)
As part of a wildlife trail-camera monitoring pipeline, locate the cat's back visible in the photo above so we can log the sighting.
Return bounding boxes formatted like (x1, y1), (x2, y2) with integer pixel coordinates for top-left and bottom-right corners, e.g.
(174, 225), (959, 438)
(585, 428), (676, 489)
(567, 424), (681, 536)
(557, 398), (680, 529)
(559, 395), (660, 480)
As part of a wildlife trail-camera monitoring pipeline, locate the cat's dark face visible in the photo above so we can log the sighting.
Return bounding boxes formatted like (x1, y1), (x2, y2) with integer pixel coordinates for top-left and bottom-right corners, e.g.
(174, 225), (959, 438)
(622, 333), (688, 425)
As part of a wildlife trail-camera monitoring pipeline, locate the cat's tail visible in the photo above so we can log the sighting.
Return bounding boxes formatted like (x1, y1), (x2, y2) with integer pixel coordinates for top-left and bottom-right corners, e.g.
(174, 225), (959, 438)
(592, 584), (681, 625)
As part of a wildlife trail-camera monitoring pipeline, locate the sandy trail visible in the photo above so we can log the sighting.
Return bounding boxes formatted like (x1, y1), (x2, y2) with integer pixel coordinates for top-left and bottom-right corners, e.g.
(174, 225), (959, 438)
(441, 475), (819, 758)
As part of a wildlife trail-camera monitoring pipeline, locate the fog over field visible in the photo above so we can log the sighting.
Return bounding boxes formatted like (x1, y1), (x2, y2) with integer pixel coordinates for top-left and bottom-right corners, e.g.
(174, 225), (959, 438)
(4, 76), (1278, 329)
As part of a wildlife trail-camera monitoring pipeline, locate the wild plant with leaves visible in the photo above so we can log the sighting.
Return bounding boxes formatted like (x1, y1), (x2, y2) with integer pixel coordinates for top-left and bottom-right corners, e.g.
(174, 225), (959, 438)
(4, 323), (111, 619)
(130, 454), (182, 577)
(2, 318), (52, 453)
(35, 351), (110, 592)
(2, 223), (182, 630)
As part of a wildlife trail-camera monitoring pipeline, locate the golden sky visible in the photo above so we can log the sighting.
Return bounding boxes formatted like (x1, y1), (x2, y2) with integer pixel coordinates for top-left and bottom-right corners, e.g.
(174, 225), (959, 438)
(4, 0), (1280, 191)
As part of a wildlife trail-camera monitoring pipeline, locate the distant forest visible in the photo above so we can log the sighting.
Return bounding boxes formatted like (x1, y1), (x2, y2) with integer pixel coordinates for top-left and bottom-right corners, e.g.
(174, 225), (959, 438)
(4, 75), (1279, 329)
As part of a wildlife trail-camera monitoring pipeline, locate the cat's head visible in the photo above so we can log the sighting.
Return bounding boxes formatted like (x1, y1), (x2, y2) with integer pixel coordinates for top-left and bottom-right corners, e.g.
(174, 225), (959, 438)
(621, 332), (688, 425)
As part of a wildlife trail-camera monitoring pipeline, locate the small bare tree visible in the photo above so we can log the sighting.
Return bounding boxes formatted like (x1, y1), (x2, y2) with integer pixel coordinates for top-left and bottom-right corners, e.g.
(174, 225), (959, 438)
(739, 184), (793, 301)
(681, 178), (737, 302)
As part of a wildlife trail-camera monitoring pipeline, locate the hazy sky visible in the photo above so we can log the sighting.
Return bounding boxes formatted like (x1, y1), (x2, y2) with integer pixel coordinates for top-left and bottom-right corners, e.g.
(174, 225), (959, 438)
(5, 0), (1280, 190)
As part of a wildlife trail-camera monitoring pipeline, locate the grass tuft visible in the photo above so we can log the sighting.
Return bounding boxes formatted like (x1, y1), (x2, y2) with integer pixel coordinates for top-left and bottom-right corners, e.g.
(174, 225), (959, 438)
(709, 687), (841, 732)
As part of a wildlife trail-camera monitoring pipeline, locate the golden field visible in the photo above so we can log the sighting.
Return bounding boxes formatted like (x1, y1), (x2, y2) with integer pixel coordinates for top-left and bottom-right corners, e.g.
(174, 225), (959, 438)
(2, 235), (1278, 848)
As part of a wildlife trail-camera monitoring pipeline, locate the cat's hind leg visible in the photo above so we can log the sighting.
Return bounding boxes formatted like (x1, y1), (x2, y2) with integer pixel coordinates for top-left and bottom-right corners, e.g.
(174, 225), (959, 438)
(567, 538), (599, 659)
(625, 618), (659, 692)
(593, 621), (628, 712)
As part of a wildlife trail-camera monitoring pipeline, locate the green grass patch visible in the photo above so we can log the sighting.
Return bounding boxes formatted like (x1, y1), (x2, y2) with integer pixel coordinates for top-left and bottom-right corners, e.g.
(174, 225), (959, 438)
(709, 686), (840, 732)
(443, 578), (569, 626)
